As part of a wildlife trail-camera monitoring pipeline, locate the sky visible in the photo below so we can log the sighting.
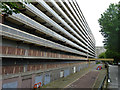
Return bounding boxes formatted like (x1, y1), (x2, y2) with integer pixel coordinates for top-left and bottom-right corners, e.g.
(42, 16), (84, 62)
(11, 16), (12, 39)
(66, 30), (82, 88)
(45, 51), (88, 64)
(76, 0), (119, 46)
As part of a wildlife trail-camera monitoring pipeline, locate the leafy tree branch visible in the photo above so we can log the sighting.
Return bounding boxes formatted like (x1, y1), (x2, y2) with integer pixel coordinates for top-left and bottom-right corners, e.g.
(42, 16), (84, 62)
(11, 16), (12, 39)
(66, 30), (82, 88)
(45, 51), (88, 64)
(98, 1), (120, 62)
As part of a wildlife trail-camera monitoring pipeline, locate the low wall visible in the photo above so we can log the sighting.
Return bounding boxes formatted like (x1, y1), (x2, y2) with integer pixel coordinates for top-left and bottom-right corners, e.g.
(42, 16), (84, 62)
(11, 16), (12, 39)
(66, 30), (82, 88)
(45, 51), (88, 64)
(2, 61), (96, 88)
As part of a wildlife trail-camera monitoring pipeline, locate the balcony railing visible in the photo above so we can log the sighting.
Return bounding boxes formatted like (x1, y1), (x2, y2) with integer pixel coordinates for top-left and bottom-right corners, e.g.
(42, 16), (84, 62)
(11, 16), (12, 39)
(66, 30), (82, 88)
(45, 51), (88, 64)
(67, 0), (95, 47)
(64, 0), (90, 39)
(1, 24), (90, 57)
(15, 2), (91, 52)
(9, 13), (88, 53)
(57, 0), (94, 48)
(36, 0), (89, 47)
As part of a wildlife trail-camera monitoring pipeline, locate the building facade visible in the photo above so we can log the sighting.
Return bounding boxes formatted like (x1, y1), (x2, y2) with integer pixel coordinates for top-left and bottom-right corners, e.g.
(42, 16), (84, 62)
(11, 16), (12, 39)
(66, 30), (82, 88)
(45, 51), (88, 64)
(0, 0), (96, 88)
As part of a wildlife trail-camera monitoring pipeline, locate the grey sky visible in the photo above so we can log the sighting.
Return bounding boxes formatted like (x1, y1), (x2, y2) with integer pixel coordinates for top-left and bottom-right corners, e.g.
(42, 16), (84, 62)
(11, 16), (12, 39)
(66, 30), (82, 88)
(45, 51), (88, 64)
(76, 0), (119, 46)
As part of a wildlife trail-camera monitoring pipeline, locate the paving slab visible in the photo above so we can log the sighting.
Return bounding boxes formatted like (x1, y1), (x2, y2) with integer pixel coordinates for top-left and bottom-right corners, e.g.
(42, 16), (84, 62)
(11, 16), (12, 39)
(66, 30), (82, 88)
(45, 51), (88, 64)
(107, 65), (119, 89)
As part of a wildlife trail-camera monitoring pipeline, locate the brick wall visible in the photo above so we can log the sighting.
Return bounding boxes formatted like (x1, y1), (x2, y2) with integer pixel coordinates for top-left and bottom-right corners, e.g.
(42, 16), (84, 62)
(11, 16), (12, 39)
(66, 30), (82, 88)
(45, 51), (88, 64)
(1, 46), (86, 59)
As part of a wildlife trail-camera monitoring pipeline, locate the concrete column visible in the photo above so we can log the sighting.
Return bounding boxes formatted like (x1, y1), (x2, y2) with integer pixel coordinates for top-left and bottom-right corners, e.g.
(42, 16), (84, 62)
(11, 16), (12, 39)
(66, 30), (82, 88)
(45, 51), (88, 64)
(32, 74), (35, 88)
(17, 75), (22, 88)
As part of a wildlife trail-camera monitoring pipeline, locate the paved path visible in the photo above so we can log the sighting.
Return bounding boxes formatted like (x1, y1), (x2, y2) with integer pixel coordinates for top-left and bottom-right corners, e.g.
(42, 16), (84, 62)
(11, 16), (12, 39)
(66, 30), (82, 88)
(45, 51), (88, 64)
(66, 71), (99, 88)
(41, 64), (103, 88)
(107, 65), (119, 89)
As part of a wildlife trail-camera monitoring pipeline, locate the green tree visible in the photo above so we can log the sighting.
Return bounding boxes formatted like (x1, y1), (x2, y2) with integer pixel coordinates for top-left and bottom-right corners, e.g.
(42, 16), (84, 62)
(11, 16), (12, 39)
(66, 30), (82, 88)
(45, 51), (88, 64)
(98, 2), (120, 62)
(98, 52), (106, 58)
(0, 1), (28, 15)
(1, 2), (20, 15)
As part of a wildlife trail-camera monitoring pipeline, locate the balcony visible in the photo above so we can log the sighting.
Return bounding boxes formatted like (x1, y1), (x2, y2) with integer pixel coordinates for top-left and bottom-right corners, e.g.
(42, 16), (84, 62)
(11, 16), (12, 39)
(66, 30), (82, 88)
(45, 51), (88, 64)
(44, 1), (91, 49)
(1, 24), (88, 57)
(64, 0), (90, 39)
(56, 0), (94, 48)
(15, 2), (90, 52)
(8, 13), (88, 53)
(34, 0), (89, 48)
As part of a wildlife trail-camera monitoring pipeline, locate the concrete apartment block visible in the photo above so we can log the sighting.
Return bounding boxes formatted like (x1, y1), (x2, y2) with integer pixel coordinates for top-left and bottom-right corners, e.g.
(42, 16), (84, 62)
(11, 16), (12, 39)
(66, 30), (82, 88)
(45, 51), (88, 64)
(1, 0), (96, 88)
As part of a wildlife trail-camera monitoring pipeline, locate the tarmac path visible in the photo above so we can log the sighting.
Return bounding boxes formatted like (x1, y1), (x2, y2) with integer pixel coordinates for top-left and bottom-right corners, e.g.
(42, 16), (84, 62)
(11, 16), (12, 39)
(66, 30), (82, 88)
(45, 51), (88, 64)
(66, 71), (99, 88)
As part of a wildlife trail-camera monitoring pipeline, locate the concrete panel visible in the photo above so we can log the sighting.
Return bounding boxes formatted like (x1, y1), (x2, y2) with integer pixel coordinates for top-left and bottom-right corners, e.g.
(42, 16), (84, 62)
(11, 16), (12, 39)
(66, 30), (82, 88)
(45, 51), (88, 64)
(78, 66), (81, 71)
(2, 81), (18, 88)
(2, 39), (29, 49)
(2, 39), (17, 47)
(50, 70), (58, 81)
(44, 73), (50, 85)
(35, 74), (43, 86)
(64, 69), (70, 77)
(22, 78), (32, 88)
